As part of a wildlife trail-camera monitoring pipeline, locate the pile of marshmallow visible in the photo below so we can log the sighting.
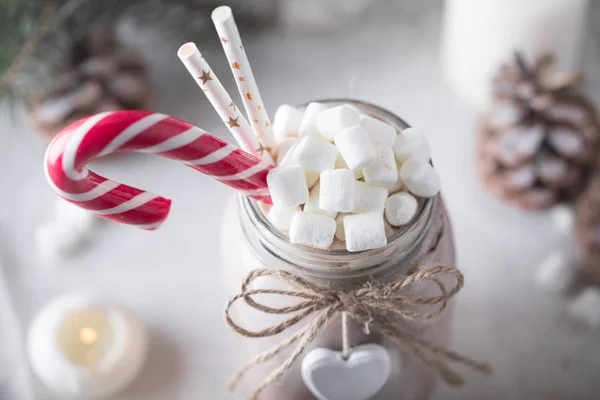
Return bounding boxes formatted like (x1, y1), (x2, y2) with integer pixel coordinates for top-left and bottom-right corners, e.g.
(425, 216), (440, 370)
(264, 102), (441, 252)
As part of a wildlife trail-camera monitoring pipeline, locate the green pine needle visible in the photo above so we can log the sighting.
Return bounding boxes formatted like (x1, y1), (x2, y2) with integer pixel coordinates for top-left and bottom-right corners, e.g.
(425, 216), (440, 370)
(0, 0), (258, 105)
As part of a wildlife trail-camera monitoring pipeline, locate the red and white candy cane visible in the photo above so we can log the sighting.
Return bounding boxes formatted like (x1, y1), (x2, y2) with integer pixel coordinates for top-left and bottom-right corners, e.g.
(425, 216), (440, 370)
(45, 110), (273, 229)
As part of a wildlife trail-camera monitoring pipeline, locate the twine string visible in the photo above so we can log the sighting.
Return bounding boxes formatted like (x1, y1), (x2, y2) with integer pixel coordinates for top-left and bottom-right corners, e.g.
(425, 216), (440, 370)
(224, 265), (492, 400)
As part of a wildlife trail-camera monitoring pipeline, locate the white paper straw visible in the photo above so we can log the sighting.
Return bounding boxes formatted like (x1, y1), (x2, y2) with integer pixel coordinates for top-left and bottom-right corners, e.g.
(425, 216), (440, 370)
(177, 42), (273, 163)
(211, 6), (276, 149)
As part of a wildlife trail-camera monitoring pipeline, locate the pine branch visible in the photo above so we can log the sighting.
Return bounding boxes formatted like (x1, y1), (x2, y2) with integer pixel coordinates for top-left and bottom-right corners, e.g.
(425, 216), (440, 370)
(0, 0), (272, 105)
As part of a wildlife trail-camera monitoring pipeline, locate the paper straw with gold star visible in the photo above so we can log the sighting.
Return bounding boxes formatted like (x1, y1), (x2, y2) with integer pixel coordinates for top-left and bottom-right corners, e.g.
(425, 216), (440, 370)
(212, 6), (276, 149)
(177, 42), (273, 163)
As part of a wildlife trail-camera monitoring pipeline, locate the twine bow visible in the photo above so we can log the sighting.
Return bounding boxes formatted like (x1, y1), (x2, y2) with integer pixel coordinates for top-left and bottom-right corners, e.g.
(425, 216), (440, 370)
(225, 265), (492, 400)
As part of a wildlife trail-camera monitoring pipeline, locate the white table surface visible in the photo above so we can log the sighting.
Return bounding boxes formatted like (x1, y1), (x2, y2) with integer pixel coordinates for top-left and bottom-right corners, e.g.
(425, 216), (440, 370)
(2, 2), (600, 399)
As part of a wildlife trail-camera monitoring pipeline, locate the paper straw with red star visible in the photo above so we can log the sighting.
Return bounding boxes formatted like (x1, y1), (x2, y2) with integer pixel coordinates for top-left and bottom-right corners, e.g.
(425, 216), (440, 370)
(211, 6), (276, 150)
(178, 42), (273, 163)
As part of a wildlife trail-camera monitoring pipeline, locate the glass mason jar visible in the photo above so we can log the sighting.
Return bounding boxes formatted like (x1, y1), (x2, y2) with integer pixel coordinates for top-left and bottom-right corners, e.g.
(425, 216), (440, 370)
(220, 100), (456, 400)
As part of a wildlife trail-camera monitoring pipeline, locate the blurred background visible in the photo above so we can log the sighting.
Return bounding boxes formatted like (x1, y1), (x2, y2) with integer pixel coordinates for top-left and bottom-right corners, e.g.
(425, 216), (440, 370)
(2, 0), (600, 399)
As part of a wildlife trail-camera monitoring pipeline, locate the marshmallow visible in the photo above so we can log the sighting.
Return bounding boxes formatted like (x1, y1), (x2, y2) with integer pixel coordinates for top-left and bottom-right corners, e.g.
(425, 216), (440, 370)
(353, 182), (388, 213)
(273, 104), (304, 140)
(298, 102), (329, 138)
(293, 136), (339, 173)
(345, 104), (364, 116)
(278, 142), (297, 166)
(393, 127), (431, 163)
(399, 158), (441, 198)
(334, 125), (377, 170)
(385, 192), (418, 226)
(335, 213), (351, 241)
(360, 115), (396, 146)
(289, 211), (336, 250)
(550, 205), (575, 234)
(380, 173), (404, 194)
(276, 137), (298, 164)
(335, 155), (363, 180)
(568, 288), (600, 329)
(267, 165), (309, 209)
(303, 183), (337, 219)
(362, 146), (398, 184)
(316, 105), (361, 141)
(534, 250), (576, 293)
(276, 142), (320, 189)
(319, 169), (356, 212)
(268, 206), (301, 231)
(344, 212), (387, 252)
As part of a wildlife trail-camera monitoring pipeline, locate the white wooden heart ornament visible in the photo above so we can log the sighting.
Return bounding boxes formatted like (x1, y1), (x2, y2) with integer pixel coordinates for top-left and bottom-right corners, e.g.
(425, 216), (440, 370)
(301, 344), (392, 400)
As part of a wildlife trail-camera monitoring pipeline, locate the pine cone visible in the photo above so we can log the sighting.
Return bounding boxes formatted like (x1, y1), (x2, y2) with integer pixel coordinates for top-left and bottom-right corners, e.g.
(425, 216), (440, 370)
(575, 173), (600, 284)
(476, 53), (600, 210)
(28, 26), (154, 139)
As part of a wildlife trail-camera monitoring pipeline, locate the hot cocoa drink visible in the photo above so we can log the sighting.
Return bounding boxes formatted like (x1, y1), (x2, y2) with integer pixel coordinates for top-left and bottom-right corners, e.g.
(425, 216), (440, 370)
(220, 101), (466, 400)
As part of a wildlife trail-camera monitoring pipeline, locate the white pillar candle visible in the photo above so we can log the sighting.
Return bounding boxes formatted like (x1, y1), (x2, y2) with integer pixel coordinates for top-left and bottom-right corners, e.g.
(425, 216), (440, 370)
(441, 0), (591, 109)
(27, 294), (148, 398)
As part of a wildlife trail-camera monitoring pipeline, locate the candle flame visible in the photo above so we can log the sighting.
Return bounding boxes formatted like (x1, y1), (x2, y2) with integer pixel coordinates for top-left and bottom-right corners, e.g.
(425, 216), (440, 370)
(79, 327), (98, 345)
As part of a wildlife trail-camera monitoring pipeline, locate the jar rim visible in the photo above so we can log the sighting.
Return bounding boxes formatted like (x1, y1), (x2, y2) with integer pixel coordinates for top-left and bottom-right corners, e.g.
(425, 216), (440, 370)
(240, 99), (436, 274)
